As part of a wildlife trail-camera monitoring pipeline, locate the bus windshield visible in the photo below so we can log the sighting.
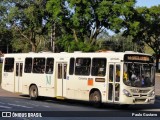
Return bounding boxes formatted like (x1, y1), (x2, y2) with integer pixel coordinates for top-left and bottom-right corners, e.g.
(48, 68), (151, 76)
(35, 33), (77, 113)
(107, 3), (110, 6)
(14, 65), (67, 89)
(123, 63), (155, 87)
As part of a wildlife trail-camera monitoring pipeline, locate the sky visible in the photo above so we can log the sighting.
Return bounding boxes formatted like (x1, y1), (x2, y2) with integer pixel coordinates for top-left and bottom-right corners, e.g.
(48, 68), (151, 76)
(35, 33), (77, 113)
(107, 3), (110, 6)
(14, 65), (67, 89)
(136, 0), (160, 7)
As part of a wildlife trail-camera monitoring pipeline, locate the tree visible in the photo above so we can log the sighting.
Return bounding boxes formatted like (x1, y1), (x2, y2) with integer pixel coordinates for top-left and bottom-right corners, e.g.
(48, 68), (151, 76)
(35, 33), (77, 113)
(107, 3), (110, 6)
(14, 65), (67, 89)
(97, 33), (135, 52)
(0, 1), (13, 53)
(124, 5), (160, 71)
(47, 0), (136, 52)
(1, 0), (49, 52)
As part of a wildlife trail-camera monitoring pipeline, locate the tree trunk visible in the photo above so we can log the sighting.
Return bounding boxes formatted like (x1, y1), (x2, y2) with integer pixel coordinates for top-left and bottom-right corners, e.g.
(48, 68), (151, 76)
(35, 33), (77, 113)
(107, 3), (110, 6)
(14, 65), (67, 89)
(30, 38), (37, 52)
(32, 44), (36, 52)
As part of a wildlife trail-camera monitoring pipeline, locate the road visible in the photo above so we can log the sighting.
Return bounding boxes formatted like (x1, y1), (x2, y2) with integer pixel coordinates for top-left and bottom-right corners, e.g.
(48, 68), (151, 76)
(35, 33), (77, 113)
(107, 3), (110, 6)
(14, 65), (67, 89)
(0, 75), (159, 119)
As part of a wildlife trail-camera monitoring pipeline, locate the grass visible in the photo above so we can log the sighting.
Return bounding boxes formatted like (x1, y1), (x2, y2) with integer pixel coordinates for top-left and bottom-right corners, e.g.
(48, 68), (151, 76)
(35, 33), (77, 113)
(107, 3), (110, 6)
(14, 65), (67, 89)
(0, 63), (2, 85)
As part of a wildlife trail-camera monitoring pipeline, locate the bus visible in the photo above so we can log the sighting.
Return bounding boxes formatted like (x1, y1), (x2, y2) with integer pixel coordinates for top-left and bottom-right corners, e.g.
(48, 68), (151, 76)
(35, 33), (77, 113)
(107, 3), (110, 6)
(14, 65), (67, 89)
(1, 51), (155, 106)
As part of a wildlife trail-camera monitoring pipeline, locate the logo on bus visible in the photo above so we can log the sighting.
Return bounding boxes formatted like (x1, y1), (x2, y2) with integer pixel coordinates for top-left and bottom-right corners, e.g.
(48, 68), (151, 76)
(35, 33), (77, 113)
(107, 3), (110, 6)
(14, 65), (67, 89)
(46, 75), (51, 85)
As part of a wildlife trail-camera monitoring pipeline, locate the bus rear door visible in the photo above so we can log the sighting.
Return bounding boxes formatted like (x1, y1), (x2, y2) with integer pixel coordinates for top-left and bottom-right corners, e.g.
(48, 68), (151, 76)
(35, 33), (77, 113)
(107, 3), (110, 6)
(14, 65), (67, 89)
(107, 63), (121, 103)
(15, 62), (23, 93)
(56, 62), (67, 98)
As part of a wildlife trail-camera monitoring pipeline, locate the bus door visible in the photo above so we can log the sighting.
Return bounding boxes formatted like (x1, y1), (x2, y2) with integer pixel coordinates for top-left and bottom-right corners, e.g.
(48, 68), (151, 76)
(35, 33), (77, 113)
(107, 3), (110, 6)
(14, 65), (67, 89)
(15, 62), (23, 93)
(108, 63), (121, 103)
(56, 62), (67, 97)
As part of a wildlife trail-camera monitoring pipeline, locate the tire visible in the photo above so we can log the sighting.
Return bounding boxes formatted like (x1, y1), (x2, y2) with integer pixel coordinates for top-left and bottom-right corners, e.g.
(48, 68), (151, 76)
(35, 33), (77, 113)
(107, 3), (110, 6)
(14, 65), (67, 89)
(29, 85), (38, 100)
(90, 91), (102, 107)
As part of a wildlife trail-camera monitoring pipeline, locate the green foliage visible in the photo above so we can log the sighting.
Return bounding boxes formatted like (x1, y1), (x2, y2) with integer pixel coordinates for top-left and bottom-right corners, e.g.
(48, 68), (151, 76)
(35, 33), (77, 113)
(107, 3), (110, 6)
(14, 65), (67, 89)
(1, 0), (49, 52)
(97, 33), (134, 52)
(47, 0), (136, 52)
(124, 5), (160, 70)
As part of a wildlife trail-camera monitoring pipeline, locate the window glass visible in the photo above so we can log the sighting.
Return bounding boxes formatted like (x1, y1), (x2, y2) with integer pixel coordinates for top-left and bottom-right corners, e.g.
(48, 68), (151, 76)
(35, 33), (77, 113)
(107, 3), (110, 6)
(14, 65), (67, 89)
(20, 63), (23, 76)
(69, 58), (75, 75)
(58, 64), (62, 79)
(24, 58), (32, 73)
(45, 58), (54, 74)
(16, 63), (19, 76)
(91, 58), (106, 76)
(4, 58), (14, 72)
(109, 65), (114, 82)
(75, 58), (91, 75)
(123, 63), (155, 87)
(33, 58), (45, 73)
(116, 65), (120, 82)
(16, 63), (23, 76)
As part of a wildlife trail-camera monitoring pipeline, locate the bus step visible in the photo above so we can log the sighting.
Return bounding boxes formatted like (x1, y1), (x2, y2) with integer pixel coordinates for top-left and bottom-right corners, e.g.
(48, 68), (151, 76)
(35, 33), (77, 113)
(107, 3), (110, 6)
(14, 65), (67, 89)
(56, 96), (65, 100)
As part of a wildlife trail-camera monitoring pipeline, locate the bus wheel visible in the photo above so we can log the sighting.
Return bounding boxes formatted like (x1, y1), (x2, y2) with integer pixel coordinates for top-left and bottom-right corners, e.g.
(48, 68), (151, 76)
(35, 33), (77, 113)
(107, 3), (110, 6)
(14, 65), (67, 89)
(29, 85), (38, 100)
(90, 91), (102, 107)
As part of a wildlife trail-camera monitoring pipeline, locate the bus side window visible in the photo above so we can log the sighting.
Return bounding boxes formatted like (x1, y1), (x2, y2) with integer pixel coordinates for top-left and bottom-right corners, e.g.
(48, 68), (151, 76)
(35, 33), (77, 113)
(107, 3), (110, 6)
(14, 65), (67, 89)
(91, 58), (106, 76)
(24, 58), (32, 73)
(33, 58), (45, 74)
(4, 58), (14, 72)
(109, 65), (114, 82)
(45, 58), (54, 74)
(69, 58), (75, 75)
(75, 58), (91, 75)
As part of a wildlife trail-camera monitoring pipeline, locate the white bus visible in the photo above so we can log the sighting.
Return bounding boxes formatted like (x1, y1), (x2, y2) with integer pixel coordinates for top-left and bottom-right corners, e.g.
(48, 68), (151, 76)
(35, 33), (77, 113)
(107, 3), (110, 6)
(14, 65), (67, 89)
(1, 51), (155, 106)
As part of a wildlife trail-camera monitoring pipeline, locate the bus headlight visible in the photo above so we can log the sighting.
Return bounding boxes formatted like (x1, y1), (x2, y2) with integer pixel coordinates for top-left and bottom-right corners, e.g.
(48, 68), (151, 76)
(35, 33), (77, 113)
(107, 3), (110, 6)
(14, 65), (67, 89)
(123, 89), (132, 97)
(148, 90), (155, 97)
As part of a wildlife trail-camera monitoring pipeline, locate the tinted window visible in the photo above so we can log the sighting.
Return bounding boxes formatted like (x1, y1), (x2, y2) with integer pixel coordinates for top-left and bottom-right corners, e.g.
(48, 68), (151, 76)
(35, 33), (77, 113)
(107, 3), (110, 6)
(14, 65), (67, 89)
(75, 58), (91, 75)
(45, 58), (54, 74)
(91, 58), (106, 76)
(4, 58), (14, 72)
(24, 58), (32, 73)
(33, 58), (45, 73)
(69, 58), (75, 75)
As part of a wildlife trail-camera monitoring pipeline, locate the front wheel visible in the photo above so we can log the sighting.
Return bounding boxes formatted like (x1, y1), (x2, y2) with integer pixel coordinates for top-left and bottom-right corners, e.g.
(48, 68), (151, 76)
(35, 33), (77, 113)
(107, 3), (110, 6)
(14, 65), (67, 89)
(29, 85), (38, 100)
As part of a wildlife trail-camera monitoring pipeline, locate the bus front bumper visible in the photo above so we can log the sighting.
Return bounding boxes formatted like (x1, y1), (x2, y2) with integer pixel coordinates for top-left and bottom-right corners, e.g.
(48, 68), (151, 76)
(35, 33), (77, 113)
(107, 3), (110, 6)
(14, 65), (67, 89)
(120, 96), (155, 104)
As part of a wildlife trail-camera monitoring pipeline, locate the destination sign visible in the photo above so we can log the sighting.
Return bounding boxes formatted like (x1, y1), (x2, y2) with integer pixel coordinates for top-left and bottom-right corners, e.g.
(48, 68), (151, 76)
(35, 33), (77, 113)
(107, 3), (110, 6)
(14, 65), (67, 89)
(127, 56), (149, 61)
(124, 54), (154, 63)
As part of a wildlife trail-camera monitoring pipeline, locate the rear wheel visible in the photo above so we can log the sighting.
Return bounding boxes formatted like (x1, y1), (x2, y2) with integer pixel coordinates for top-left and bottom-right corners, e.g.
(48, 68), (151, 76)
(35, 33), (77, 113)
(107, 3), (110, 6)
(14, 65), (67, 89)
(29, 85), (38, 100)
(90, 91), (102, 107)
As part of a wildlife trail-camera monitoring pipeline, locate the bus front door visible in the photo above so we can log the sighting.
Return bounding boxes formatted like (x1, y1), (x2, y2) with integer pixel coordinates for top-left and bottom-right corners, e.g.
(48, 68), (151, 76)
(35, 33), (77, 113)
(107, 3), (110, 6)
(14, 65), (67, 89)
(108, 63), (121, 103)
(15, 62), (23, 93)
(56, 63), (67, 97)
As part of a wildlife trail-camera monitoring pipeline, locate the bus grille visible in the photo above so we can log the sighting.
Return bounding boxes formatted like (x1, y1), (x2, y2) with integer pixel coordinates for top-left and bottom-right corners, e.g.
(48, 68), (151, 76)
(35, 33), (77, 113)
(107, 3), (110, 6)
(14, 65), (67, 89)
(130, 89), (150, 93)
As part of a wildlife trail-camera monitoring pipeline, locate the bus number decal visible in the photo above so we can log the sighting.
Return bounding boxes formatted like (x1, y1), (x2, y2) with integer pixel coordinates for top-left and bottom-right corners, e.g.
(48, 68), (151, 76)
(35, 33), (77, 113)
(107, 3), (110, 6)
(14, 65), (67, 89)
(46, 75), (51, 85)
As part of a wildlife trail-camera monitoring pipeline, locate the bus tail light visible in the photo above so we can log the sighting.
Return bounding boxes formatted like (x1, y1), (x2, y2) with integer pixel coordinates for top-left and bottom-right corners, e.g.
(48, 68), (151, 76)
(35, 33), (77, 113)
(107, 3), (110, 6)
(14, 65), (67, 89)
(123, 89), (132, 97)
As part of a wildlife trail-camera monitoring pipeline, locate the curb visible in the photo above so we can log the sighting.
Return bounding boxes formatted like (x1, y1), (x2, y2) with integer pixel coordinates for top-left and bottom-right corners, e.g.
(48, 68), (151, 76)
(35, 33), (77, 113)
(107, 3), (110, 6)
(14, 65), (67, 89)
(156, 74), (160, 76)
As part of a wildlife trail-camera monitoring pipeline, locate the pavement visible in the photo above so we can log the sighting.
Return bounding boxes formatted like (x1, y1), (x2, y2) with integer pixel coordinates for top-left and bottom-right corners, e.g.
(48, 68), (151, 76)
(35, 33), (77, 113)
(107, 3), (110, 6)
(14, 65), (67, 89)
(0, 87), (20, 97)
(155, 73), (160, 101)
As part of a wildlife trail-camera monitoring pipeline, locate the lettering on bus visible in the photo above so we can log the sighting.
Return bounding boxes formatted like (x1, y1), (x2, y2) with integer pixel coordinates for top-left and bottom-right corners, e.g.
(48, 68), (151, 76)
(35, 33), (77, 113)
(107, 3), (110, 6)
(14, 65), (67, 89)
(124, 54), (153, 63)
(127, 56), (149, 61)
(46, 75), (51, 85)
(110, 58), (120, 60)
(78, 77), (88, 80)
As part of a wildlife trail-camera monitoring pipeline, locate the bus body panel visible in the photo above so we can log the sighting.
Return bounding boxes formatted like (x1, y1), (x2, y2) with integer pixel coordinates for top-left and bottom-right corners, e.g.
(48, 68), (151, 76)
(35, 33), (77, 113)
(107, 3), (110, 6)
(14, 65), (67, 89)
(1, 52), (155, 105)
